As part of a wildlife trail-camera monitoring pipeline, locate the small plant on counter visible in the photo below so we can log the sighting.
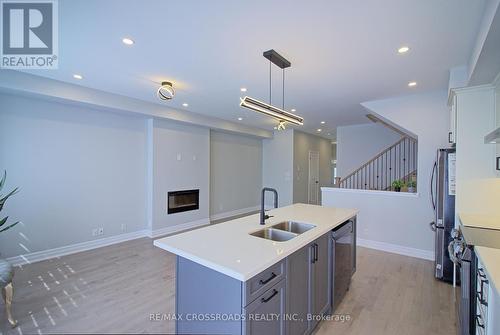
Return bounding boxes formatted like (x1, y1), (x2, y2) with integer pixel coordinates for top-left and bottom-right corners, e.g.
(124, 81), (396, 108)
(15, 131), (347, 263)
(391, 179), (403, 192)
(407, 180), (417, 193)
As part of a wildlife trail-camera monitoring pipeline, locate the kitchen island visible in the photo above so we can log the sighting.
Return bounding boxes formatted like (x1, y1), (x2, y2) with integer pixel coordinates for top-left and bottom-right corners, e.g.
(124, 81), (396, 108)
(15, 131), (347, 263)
(154, 203), (358, 335)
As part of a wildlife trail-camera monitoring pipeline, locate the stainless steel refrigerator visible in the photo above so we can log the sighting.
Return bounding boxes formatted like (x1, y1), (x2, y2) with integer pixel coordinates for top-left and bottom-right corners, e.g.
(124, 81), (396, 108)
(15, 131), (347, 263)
(430, 148), (456, 283)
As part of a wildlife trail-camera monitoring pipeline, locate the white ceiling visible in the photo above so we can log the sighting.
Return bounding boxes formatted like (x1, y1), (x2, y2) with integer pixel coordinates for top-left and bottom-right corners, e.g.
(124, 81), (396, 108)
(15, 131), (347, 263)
(24, 0), (486, 138)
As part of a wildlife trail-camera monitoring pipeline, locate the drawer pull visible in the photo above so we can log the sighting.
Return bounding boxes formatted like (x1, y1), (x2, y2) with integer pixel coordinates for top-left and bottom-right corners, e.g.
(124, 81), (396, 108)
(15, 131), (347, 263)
(259, 272), (277, 285)
(476, 315), (485, 329)
(261, 289), (278, 303)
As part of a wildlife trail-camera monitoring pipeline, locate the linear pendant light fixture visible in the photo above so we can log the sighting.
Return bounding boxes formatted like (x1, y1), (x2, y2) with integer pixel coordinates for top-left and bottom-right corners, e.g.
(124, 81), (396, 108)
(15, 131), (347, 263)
(240, 49), (304, 126)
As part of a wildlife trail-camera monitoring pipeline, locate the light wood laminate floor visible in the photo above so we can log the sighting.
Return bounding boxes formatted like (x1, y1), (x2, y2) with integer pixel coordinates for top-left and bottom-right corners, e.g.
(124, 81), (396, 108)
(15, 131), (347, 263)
(1, 238), (457, 334)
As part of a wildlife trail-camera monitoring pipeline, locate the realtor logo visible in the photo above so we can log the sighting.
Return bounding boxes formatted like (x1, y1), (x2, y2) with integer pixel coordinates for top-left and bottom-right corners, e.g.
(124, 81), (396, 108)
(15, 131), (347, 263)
(1, 0), (58, 68)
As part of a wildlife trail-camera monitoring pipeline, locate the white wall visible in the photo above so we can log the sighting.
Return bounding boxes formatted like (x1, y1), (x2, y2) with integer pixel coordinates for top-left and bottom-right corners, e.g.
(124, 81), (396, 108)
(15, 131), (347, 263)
(150, 119), (210, 232)
(262, 130), (294, 207)
(336, 123), (402, 177)
(323, 91), (449, 256)
(293, 130), (332, 204)
(210, 131), (262, 217)
(0, 94), (147, 258)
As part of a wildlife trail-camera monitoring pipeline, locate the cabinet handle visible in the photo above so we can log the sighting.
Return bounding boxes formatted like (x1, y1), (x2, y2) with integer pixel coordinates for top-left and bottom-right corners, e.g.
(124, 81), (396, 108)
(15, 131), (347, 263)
(311, 245), (316, 263)
(477, 276), (489, 306)
(448, 132), (453, 143)
(259, 272), (277, 285)
(261, 289), (278, 303)
(476, 315), (485, 329)
(314, 243), (318, 262)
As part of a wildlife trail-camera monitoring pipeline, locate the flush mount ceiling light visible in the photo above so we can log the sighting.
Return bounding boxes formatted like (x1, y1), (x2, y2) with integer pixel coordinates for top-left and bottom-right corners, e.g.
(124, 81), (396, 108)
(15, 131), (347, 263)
(398, 46), (410, 54)
(320, 121), (326, 124)
(239, 49), (304, 126)
(157, 81), (175, 100)
(237, 117), (243, 121)
(240, 87), (247, 92)
(73, 74), (83, 80)
(408, 81), (417, 87)
(182, 103), (189, 107)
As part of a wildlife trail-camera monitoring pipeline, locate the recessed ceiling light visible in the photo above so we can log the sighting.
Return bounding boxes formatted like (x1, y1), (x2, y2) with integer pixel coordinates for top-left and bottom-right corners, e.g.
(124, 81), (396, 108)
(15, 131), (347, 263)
(73, 74), (83, 80)
(408, 81), (417, 87)
(320, 121), (326, 124)
(237, 117), (243, 121)
(317, 129), (322, 132)
(240, 88), (247, 92)
(182, 103), (189, 107)
(398, 46), (410, 54)
(122, 37), (134, 45)
(291, 108), (296, 112)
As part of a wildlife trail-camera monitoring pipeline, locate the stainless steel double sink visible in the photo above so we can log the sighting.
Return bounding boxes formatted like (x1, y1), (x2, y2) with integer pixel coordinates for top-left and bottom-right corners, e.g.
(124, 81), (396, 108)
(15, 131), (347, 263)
(250, 221), (316, 242)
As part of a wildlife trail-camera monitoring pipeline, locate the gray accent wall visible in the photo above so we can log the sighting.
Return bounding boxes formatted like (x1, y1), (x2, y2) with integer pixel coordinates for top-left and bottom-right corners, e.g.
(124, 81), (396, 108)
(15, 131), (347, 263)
(293, 130), (333, 204)
(0, 94), (147, 258)
(262, 130), (294, 207)
(209, 131), (262, 217)
(149, 119), (210, 231)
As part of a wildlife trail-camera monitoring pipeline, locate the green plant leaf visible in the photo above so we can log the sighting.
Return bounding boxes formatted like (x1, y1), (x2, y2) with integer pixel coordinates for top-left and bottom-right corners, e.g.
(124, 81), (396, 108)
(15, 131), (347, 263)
(0, 221), (19, 233)
(0, 187), (18, 211)
(0, 171), (6, 192)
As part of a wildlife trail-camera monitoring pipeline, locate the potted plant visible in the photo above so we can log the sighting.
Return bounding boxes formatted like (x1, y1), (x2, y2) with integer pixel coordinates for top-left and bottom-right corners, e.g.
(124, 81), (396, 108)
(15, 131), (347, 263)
(391, 179), (403, 192)
(0, 171), (19, 328)
(401, 182), (409, 193)
(407, 180), (417, 193)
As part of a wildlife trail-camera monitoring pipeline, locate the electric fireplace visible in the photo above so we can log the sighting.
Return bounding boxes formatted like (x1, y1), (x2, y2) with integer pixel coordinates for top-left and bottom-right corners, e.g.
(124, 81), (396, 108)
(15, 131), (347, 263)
(167, 189), (199, 214)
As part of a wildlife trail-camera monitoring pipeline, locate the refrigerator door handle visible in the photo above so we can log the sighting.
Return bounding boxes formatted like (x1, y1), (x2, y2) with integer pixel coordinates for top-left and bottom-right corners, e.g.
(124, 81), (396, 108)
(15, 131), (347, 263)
(430, 160), (437, 211)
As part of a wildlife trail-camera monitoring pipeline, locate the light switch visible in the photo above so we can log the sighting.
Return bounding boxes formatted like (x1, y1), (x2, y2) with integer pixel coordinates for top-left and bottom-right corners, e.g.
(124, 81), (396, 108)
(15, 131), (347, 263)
(176, 154), (181, 161)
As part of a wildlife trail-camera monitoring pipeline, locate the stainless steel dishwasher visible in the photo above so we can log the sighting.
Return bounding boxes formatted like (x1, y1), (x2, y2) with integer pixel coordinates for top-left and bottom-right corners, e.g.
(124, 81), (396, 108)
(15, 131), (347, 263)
(331, 220), (354, 311)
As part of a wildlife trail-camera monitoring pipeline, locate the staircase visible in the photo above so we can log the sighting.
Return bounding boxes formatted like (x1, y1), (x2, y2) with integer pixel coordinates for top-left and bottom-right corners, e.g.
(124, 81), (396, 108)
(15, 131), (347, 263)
(337, 136), (417, 192)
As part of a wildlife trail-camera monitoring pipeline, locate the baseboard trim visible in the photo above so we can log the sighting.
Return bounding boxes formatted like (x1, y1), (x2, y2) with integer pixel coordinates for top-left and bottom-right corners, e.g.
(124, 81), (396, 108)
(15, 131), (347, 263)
(7, 229), (149, 266)
(357, 238), (434, 261)
(147, 218), (210, 238)
(210, 206), (260, 221)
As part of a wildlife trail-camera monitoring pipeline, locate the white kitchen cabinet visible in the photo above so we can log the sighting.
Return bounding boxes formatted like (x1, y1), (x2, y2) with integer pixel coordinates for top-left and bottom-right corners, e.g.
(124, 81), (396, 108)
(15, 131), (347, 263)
(449, 93), (458, 144)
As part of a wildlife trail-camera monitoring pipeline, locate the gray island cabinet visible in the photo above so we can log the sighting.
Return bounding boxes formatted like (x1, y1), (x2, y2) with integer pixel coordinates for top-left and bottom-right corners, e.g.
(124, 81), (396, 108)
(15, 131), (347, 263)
(174, 217), (356, 335)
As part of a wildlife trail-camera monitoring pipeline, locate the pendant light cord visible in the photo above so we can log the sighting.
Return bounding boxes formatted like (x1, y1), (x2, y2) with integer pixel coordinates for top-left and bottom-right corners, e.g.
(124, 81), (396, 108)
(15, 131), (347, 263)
(282, 68), (285, 110)
(269, 60), (272, 105)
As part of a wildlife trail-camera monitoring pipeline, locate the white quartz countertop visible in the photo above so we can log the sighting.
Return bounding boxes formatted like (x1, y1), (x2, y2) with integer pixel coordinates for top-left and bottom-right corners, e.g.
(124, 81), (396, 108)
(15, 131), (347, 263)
(459, 213), (500, 230)
(154, 203), (358, 281)
(475, 246), (500, 296)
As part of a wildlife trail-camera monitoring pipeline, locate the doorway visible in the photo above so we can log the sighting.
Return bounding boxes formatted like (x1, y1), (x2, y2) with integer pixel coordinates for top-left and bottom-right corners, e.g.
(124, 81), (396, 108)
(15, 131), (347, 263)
(308, 150), (320, 205)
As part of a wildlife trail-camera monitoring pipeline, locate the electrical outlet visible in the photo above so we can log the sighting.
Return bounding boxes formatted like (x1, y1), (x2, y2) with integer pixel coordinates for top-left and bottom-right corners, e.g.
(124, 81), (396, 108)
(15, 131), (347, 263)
(92, 228), (98, 236)
(121, 224), (126, 232)
(98, 227), (104, 235)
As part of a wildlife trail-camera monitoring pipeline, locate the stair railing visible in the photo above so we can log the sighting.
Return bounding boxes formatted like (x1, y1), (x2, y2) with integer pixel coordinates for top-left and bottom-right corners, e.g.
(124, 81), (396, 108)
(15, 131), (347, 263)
(338, 137), (417, 191)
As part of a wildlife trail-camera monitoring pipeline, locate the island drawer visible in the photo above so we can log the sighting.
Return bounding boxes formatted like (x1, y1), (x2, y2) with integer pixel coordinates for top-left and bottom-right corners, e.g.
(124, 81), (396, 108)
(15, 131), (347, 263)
(243, 260), (286, 306)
